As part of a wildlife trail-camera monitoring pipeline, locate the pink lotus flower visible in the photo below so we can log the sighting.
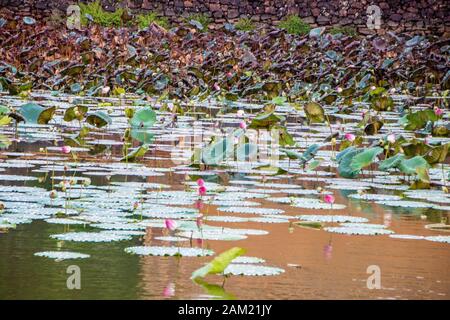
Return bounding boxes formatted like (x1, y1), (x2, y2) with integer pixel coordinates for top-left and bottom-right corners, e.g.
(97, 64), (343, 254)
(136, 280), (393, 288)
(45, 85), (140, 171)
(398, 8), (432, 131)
(239, 121), (247, 129)
(196, 238), (204, 246)
(196, 178), (205, 187)
(61, 145), (72, 154)
(387, 134), (396, 144)
(198, 186), (207, 196)
(344, 133), (356, 142)
(213, 83), (220, 91)
(434, 107), (444, 117)
(336, 87), (343, 93)
(163, 283), (175, 297)
(164, 219), (177, 231)
(324, 194), (335, 204)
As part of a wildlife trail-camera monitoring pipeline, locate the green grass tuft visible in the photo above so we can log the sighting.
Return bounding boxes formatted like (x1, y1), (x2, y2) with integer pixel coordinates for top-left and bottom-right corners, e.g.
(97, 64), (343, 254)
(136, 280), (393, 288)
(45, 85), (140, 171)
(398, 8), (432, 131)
(279, 15), (311, 35)
(79, 1), (124, 27)
(235, 17), (255, 32)
(329, 26), (358, 36)
(185, 13), (211, 31)
(136, 12), (169, 29)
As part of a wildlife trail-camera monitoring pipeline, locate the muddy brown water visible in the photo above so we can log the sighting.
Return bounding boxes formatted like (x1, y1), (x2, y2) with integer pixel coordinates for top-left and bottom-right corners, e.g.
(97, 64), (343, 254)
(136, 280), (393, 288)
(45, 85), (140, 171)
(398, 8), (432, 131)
(0, 155), (448, 299)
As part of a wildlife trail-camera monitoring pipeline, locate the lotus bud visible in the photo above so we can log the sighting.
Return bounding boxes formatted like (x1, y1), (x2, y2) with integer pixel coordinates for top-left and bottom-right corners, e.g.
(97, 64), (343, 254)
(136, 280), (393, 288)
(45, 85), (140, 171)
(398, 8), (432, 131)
(239, 121), (247, 129)
(324, 194), (335, 204)
(434, 107), (444, 117)
(101, 86), (110, 95)
(316, 186), (323, 193)
(61, 145), (71, 154)
(164, 219), (177, 231)
(83, 178), (91, 187)
(198, 186), (207, 196)
(163, 283), (175, 297)
(387, 134), (396, 144)
(336, 87), (343, 93)
(0, 202), (5, 210)
(49, 190), (58, 199)
(344, 133), (356, 142)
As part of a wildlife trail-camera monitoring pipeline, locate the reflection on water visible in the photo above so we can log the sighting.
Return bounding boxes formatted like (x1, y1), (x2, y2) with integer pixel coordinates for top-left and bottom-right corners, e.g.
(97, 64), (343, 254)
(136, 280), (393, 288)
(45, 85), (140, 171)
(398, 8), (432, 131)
(0, 93), (449, 300)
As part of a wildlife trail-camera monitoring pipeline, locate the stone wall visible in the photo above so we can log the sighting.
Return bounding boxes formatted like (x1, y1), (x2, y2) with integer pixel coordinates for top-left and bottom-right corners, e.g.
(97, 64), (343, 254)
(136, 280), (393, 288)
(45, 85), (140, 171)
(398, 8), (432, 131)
(1, 0), (449, 33)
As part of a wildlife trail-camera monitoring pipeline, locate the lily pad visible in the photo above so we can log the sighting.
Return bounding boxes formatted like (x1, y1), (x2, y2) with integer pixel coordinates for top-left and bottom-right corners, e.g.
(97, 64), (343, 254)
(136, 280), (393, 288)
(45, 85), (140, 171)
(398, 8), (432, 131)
(34, 251), (90, 260)
(125, 246), (214, 257)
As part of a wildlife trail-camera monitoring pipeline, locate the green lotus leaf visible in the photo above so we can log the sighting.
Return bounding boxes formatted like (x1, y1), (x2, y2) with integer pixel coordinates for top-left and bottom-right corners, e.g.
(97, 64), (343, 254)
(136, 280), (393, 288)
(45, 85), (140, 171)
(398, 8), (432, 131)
(130, 107), (156, 129)
(424, 143), (450, 164)
(304, 102), (325, 123)
(17, 103), (55, 124)
(400, 109), (439, 131)
(120, 144), (149, 162)
(130, 129), (155, 144)
(249, 111), (285, 129)
(338, 148), (363, 178)
(364, 119), (384, 135)
(64, 105), (88, 122)
(398, 156), (430, 175)
(378, 153), (405, 171)
(349, 147), (383, 172)
(273, 125), (295, 147)
(191, 247), (245, 279)
(0, 105), (10, 115)
(86, 111), (112, 128)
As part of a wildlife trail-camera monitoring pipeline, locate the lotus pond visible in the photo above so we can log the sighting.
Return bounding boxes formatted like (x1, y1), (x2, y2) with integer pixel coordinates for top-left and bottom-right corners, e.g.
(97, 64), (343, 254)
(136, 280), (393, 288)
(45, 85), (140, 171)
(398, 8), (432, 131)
(0, 89), (449, 300)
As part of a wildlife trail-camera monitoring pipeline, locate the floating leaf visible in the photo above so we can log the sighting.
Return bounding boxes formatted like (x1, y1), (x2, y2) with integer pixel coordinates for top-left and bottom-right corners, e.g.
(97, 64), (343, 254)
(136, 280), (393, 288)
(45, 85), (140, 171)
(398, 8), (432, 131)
(120, 144), (149, 162)
(191, 247), (245, 279)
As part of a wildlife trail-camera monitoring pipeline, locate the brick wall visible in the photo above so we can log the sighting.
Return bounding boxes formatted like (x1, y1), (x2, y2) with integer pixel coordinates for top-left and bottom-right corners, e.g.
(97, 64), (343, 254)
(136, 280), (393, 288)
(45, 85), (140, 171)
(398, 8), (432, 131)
(1, 0), (449, 33)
